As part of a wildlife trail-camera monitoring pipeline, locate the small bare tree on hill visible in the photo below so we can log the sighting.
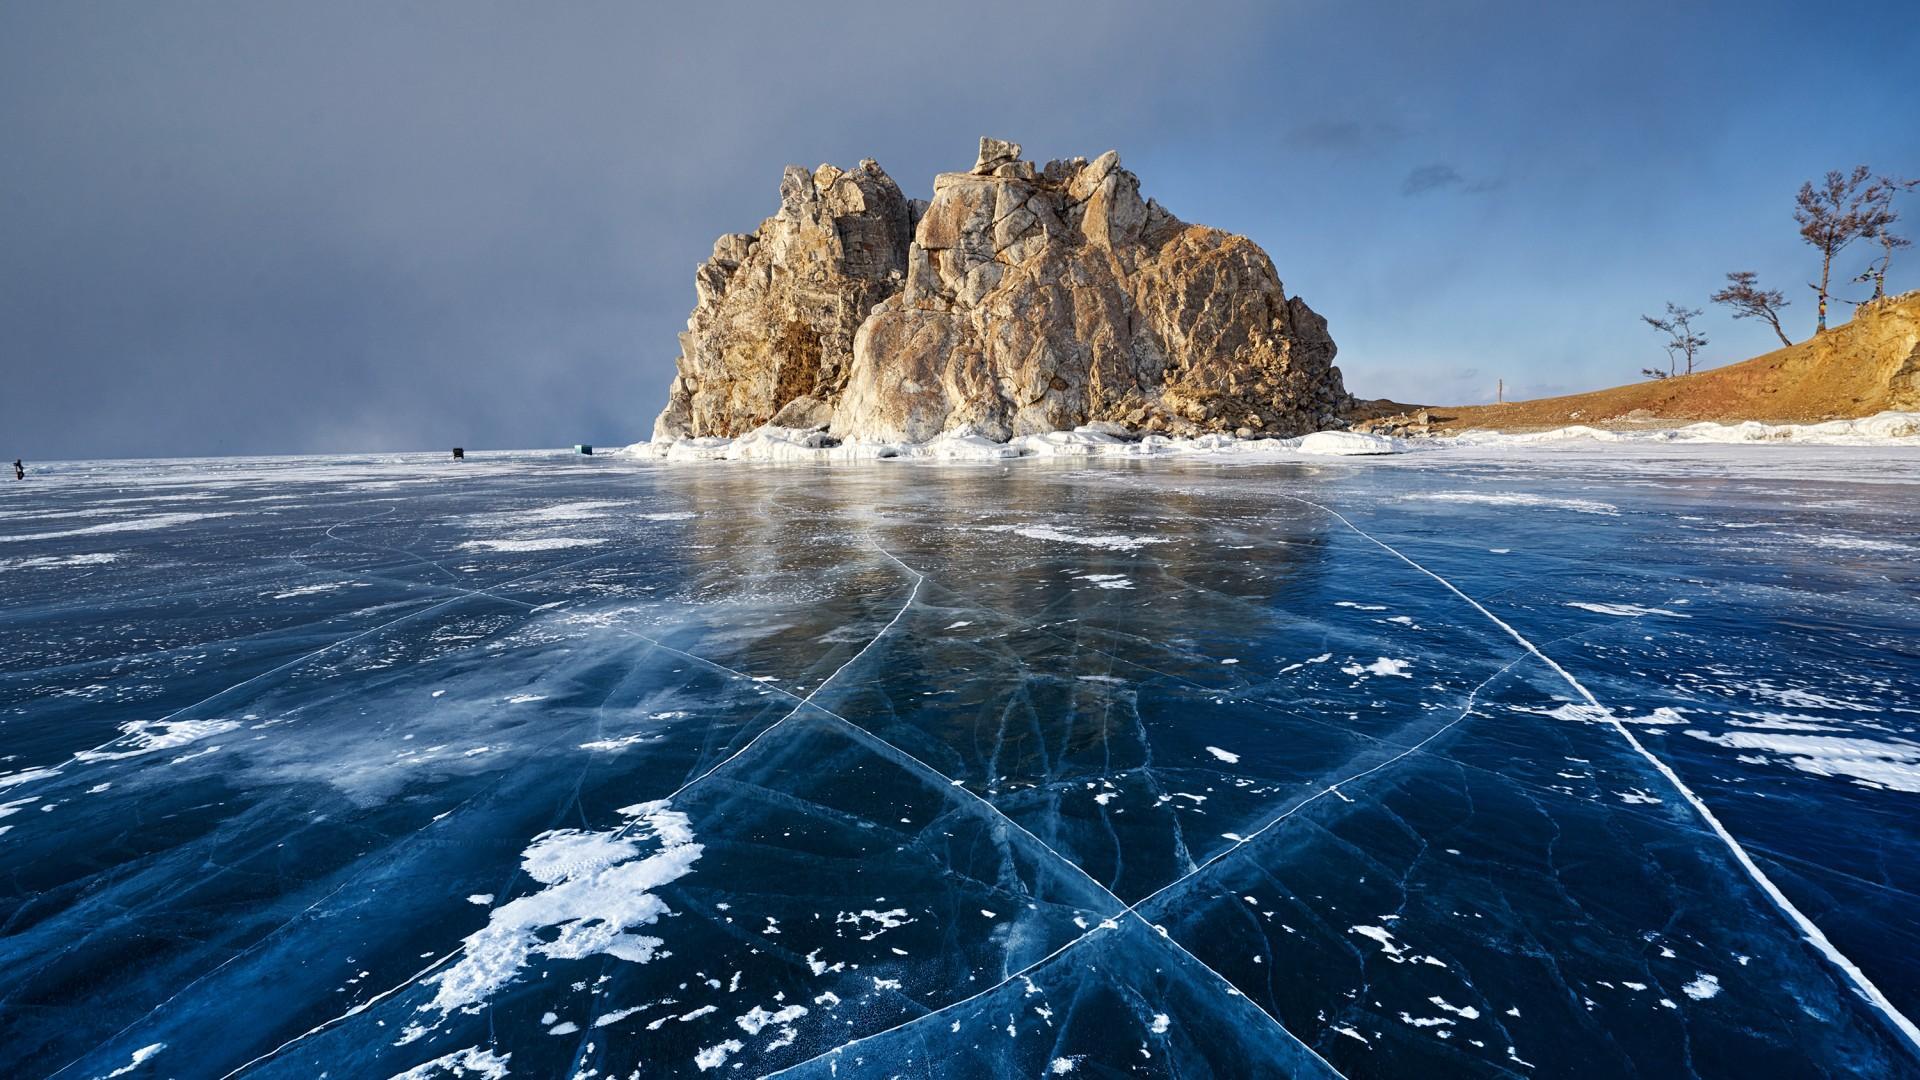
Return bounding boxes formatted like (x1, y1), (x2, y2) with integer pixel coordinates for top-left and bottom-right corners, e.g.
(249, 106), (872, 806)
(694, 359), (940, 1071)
(1796, 166), (1891, 331)
(1855, 174), (1917, 301)
(1641, 303), (1707, 380)
(1709, 271), (1792, 347)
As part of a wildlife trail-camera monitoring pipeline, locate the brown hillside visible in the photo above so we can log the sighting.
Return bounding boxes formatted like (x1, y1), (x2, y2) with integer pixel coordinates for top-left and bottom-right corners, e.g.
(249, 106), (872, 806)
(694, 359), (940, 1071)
(1363, 291), (1920, 434)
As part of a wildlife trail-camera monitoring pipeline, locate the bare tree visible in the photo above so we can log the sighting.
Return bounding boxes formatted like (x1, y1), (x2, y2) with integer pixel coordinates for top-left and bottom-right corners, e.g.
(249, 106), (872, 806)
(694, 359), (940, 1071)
(1709, 271), (1793, 348)
(1796, 166), (1883, 331)
(1855, 174), (1917, 300)
(1641, 303), (1707, 379)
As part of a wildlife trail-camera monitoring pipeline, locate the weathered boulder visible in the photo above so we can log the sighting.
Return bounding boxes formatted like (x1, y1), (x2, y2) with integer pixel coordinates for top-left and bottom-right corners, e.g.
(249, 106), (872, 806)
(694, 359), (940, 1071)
(651, 139), (1348, 443)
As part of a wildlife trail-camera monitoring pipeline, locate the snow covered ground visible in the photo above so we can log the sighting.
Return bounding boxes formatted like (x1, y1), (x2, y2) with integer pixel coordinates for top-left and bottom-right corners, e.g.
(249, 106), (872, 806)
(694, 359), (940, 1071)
(2, 443), (1918, 1077)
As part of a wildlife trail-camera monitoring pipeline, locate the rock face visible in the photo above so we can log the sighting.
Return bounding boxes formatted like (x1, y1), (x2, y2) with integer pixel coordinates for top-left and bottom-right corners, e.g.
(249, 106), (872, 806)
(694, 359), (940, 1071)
(652, 138), (1348, 443)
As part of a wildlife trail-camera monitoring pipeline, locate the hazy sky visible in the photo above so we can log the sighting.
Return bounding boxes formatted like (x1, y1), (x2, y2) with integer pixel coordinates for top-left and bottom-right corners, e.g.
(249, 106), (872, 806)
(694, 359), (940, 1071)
(4, 1), (1917, 459)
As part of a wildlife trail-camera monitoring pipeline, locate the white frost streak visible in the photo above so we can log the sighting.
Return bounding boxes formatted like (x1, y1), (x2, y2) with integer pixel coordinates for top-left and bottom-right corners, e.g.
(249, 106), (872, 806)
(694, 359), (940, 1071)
(0, 512), (237, 543)
(459, 538), (607, 552)
(1565, 602), (1689, 618)
(75, 719), (241, 762)
(104, 1043), (167, 1077)
(978, 523), (1169, 551)
(385, 1046), (511, 1080)
(1402, 492), (1618, 516)
(422, 806), (701, 1015)
(0, 552), (121, 570)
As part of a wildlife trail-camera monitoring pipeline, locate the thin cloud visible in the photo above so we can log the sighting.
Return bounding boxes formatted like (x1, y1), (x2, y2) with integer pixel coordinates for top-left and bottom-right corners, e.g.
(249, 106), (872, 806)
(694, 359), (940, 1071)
(1402, 163), (1505, 197)
(1402, 163), (1464, 195)
(1290, 118), (1405, 152)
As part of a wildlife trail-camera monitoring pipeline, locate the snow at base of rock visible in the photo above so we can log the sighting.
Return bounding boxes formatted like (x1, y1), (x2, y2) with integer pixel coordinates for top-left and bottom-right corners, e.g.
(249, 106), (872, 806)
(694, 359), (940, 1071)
(1295, 430), (1404, 455)
(619, 410), (1920, 464)
(619, 423), (1408, 463)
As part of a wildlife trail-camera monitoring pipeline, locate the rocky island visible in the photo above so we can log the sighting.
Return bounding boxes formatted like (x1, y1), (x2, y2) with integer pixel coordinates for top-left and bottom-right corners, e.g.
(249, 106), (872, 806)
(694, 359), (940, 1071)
(650, 137), (1350, 446)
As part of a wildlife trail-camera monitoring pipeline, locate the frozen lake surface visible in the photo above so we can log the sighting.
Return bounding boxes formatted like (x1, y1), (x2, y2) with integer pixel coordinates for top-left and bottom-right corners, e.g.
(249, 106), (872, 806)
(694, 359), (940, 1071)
(3, 445), (1919, 1078)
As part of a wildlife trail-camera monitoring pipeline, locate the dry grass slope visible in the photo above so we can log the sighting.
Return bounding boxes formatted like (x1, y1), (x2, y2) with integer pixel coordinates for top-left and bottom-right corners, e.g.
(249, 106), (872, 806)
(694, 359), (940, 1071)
(1378, 291), (1920, 434)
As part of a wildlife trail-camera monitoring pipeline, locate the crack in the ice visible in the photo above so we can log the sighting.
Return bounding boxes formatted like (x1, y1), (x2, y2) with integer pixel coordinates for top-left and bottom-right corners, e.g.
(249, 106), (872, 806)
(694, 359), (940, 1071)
(1271, 493), (1920, 1058)
(215, 534), (925, 1078)
(14, 514), (622, 797)
(747, 544), (1352, 1080)
(616, 535), (925, 824)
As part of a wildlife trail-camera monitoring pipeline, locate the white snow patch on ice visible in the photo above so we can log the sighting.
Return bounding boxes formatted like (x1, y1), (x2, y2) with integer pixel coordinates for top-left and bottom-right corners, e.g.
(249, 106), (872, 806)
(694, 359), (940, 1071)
(593, 1006), (645, 1029)
(694, 1040), (743, 1071)
(1566, 602), (1690, 618)
(1350, 924), (1406, 959)
(1204, 746), (1241, 764)
(0, 767), (61, 791)
(579, 732), (657, 752)
(421, 803), (701, 1015)
(0, 552), (121, 570)
(1682, 973), (1722, 1000)
(270, 582), (350, 599)
(0, 513), (236, 543)
(507, 500), (627, 522)
(979, 524), (1168, 551)
(1805, 534), (1910, 554)
(1543, 703), (1684, 727)
(1685, 730), (1920, 792)
(385, 1045), (510, 1080)
(736, 1004), (807, 1034)
(1404, 491), (1618, 515)
(459, 538), (606, 552)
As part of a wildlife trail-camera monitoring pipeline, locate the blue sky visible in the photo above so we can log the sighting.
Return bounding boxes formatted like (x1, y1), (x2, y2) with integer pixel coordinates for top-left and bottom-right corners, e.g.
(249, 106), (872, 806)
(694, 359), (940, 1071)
(3, 1), (1917, 458)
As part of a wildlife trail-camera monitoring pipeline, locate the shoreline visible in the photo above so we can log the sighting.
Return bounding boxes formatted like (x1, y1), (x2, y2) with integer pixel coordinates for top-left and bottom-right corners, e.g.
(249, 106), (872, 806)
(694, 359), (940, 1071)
(621, 411), (1920, 464)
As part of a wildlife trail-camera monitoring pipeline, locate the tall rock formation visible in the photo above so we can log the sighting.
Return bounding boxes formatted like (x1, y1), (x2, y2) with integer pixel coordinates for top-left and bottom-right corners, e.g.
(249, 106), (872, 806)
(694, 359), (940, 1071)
(651, 138), (1348, 443)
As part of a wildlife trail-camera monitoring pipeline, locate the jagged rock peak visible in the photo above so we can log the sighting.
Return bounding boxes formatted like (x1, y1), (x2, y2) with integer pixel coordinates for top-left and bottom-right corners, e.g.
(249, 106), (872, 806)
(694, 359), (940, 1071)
(651, 138), (1348, 443)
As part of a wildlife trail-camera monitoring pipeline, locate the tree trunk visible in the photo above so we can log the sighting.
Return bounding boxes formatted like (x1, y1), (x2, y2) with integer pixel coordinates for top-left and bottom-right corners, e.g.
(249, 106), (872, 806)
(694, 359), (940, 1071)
(1817, 247), (1833, 332)
(1765, 313), (1791, 348)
